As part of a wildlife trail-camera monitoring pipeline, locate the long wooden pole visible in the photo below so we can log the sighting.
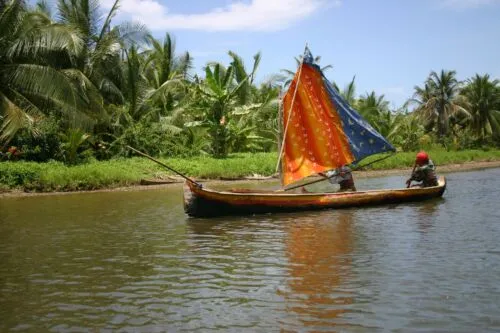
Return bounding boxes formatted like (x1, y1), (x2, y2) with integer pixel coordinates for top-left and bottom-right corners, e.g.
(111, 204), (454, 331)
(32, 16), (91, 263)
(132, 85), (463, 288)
(127, 146), (201, 186)
(275, 44), (308, 174)
(283, 153), (396, 192)
(283, 174), (333, 191)
(277, 94), (284, 186)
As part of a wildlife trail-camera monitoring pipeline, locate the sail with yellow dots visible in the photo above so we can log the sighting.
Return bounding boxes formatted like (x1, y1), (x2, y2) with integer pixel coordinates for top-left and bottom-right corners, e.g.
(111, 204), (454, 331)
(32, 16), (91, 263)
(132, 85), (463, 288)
(280, 48), (396, 186)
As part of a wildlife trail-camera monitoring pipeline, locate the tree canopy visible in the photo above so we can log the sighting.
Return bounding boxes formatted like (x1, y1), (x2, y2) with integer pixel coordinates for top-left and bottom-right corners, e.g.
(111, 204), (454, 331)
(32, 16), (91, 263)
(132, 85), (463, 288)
(1, 0), (499, 164)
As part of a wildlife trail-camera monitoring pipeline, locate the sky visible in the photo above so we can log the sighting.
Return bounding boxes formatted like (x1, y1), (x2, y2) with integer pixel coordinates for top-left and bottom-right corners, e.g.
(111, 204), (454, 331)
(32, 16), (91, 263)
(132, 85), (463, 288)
(99, 0), (500, 108)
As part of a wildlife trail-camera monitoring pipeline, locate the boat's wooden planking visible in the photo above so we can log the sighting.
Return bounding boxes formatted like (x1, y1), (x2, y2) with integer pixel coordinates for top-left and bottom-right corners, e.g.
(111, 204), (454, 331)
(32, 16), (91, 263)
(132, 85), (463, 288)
(183, 177), (446, 217)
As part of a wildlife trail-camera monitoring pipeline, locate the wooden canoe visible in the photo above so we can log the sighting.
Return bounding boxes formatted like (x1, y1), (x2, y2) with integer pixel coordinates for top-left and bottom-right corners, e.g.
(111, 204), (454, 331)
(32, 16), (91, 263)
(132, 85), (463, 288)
(183, 176), (447, 217)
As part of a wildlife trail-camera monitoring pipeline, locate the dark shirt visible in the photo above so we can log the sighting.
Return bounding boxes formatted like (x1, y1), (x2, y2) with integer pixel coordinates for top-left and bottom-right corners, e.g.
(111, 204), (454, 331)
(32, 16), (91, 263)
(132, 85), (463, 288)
(325, 166), (356, 191)
(410, 160), (438, 187)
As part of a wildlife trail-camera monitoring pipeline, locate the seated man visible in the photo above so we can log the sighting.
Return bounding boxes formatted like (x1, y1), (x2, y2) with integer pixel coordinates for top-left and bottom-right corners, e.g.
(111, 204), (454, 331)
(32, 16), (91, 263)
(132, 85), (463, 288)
(320, 165), (357, 192)
(406, 151), (438, 188)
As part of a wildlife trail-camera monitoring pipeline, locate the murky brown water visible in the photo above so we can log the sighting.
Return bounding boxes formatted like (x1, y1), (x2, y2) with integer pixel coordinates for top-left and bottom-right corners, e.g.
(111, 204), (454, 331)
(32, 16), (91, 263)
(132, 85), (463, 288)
(1, 168), (500, 332)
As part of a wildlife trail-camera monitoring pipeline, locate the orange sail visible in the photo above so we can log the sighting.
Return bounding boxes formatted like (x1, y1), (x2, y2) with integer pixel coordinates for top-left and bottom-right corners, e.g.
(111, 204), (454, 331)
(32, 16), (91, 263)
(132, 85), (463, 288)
(281, 64), (355, 186)
(280, 48), (395, 187)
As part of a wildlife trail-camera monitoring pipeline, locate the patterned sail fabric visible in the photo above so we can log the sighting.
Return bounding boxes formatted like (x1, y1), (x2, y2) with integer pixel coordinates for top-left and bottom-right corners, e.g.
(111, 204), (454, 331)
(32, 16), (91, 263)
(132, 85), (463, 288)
(281, 48), (395, 186)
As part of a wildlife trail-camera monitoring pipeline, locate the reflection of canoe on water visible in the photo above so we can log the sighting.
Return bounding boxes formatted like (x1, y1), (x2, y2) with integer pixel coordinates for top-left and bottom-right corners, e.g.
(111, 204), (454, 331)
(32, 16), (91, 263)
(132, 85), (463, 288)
(183, 176), (446, 217)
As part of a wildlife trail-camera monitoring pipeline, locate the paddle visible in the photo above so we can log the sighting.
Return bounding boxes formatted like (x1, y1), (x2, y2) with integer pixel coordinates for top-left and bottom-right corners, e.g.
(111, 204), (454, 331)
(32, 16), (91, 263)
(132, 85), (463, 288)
(126, 146), (201, 187)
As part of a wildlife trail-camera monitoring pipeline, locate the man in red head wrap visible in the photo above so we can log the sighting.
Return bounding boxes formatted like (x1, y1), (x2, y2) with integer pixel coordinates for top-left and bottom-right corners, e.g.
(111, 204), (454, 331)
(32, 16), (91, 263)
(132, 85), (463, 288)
(406, 151), (438, 188)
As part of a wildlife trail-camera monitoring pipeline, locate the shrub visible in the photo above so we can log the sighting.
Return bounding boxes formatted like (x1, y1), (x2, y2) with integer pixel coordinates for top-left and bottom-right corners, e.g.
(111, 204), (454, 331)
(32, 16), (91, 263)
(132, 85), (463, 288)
(7, 116), (62, 162)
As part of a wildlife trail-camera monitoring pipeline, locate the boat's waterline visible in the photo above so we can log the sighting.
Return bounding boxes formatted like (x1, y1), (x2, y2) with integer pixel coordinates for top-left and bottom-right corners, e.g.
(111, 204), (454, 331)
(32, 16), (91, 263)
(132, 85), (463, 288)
(183, 176), (446, 217)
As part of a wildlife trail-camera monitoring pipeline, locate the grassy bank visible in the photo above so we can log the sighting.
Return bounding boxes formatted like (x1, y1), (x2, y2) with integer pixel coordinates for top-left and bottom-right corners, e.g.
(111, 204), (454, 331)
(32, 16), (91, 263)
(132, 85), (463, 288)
(1, 149), (500, 193)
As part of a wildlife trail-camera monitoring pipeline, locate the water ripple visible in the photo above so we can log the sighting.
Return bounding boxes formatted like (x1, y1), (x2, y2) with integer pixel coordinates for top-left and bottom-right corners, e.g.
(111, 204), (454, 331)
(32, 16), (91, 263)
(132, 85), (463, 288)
(1, 170), (500, 331)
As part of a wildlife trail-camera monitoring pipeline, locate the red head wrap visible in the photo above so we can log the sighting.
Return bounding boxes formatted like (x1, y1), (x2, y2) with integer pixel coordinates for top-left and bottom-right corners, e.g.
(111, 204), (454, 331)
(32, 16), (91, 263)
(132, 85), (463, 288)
(416, 151), (429, 165)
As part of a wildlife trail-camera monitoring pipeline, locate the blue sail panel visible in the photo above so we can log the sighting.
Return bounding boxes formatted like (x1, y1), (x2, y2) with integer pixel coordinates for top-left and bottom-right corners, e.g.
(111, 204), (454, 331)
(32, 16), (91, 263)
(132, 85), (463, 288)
(321, 76), (396, 163)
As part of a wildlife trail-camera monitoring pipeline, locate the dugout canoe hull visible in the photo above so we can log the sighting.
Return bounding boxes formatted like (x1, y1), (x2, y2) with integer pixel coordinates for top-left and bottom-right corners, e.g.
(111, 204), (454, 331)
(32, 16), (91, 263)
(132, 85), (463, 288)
(183, 176), (446, 218)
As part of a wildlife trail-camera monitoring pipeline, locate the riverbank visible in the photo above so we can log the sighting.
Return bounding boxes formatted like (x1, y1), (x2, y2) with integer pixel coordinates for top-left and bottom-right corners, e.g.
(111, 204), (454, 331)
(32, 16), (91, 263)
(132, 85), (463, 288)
(1, 149), (500, 196)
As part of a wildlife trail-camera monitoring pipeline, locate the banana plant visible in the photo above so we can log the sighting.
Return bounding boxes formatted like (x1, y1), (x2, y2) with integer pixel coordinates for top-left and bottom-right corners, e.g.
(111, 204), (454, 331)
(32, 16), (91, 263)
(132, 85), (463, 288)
(59, 127), (90, 164)
(189, 63), (251, 157)
(388, 112), (424, 151)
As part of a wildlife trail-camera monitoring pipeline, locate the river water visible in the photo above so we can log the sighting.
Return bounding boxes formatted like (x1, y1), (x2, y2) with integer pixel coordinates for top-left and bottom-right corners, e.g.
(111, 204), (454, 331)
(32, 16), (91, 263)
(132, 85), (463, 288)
(1, 168), (500, 332)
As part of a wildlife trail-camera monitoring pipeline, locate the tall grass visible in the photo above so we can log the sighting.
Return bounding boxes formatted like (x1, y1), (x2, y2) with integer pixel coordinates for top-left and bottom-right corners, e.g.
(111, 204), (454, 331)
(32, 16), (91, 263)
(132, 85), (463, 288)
(1, 150), (500, 192)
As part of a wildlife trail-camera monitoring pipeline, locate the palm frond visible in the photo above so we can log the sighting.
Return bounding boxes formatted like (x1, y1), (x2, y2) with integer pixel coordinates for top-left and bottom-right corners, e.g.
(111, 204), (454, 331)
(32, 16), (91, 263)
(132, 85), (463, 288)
(204, 65), (222, 97)
(250, 52), (261, 84)
(146, 78), (185, 103)
(0, 0), (25, 45)
(98, 0), (120, 43)
(176, 51), (193, 79)
(229, 50), (251, 104)
(114, 21), (150, 49)
(35, 0), (52, 17)
(8, 23), (84, 62)
(0, 91), (40, 142)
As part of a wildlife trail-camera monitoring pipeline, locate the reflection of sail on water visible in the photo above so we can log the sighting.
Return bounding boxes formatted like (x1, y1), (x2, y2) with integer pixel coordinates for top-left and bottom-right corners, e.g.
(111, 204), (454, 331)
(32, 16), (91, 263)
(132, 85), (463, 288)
(280, 48), (395, 186)
(283, 212), (354, 327)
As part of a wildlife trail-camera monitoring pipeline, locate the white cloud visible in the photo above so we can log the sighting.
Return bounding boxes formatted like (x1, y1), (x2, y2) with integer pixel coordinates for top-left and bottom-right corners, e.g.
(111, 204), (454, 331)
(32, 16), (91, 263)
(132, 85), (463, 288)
(102, 0), (337, 32)
(438, 0), (500, 9)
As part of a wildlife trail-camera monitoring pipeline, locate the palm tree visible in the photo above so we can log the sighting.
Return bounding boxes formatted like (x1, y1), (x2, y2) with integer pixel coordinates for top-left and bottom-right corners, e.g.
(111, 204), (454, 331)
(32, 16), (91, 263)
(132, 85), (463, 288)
(410, 80), (436, 132)
(122, 46), (149, 120)
(106, 34), (194, 157)
(461, 74), (500, 142)
(56, 0), (149, 104)
(143, 33), (192, 114)
(0, 0), (96, 143)
(357, 91), (392, 136)
(118, 43), (187, 126)
(332, 76), (357, 105)
(228, 50), (261, 105)
(411, 70), (469, 140)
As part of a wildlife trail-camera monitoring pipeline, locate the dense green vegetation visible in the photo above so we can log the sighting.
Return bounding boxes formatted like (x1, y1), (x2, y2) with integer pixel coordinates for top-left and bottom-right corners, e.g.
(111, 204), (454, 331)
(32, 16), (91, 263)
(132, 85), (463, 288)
(1, 0), (500, 192)
(1, 150), (500, 192)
